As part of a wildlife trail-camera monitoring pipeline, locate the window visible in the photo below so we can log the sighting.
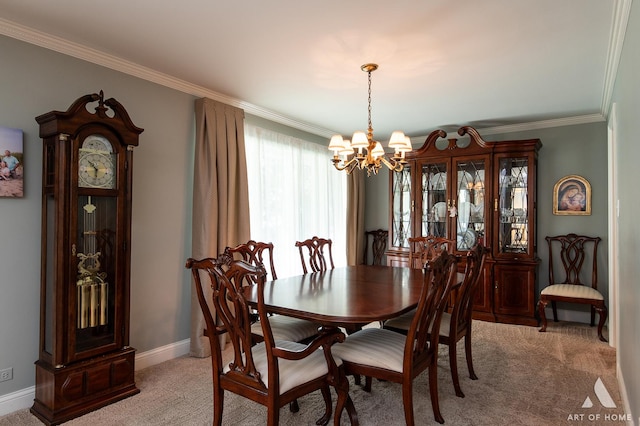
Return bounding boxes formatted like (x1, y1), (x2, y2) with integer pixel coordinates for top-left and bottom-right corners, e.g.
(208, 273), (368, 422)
(245, 124), (347, 278)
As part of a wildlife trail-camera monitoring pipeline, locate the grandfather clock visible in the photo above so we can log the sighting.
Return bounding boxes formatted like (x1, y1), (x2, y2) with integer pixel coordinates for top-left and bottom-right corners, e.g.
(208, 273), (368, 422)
(31, 92), (143, 425)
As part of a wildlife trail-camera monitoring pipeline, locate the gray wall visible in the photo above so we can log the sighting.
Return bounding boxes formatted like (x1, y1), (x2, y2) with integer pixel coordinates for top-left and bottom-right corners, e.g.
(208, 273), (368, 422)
(365, 122), (609, 319)
(0, 35), (196, 396)
(610, 0), (640, 420)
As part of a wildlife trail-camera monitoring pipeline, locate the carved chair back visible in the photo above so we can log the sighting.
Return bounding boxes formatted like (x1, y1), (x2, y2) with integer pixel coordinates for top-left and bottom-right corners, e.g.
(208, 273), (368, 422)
(225, 240), (278, 282)
(546, 234), (600, 289)
(364, 229), (388, 265)
(295, 236), (334, 273)
(408, 236), (454, 269)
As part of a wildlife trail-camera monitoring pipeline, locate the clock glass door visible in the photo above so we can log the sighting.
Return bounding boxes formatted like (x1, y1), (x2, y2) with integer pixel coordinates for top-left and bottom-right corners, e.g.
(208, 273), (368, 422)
(75, 195), (118, 354)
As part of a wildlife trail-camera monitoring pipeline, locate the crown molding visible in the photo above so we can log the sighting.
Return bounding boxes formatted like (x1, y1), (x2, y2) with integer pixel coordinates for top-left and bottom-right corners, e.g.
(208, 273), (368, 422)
(477, 114), (606, 136)
(0, 18), (336, 138)
(601, 0), (633, 119)
(411, 113), (606, 142)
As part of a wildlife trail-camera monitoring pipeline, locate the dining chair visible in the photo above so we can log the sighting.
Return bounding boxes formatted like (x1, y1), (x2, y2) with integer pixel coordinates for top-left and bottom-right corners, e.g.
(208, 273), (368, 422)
(384, 244), (486, 398)
(295, 236), (334, 273)
(537, 234), (607, 342)
(382, 236), (454, 333)
(408, 236), (454, 269)
(332, 251), (458, 425)
(225, 241), (321, 345)
(363, 229), (388, 265)
(186, 256), (350, 426)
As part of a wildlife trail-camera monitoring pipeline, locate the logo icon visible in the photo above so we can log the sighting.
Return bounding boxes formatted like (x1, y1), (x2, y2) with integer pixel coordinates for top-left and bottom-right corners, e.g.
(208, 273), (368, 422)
(582, 377), (616, 408)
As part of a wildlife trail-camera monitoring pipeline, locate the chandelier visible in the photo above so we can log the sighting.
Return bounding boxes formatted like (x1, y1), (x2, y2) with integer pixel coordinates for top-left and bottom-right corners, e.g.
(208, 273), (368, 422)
(328, 63), (412, 176)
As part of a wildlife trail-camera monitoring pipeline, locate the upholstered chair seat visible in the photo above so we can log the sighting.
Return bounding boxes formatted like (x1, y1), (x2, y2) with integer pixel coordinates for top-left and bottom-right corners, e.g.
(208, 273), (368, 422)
(332, 328), (406, 373)
(251, 316), (320, 343)
(384, 310), (453, 337)
(382, 309), (416, 332)
(540, 284), (604, 300)
(224, 340), (342, 394)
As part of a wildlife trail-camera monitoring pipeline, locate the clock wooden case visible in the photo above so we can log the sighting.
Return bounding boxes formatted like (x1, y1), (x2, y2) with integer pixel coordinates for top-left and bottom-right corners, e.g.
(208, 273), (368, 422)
(32, 92), (143, 425)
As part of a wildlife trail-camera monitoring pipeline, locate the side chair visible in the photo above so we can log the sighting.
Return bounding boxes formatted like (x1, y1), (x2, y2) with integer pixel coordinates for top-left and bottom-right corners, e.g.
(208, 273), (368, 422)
(225, 241), (321, 345)
(295, 236), (335, 273)
(385, 244), (487, 398)
(186, 256), (350, 426)
(537, 234), (607, 342)
(363, 229), (388, 265)
(332, 251), (458, 425)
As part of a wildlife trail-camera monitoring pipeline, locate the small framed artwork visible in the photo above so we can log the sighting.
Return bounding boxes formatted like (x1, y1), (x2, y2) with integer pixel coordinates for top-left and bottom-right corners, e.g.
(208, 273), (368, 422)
(0, 126), (24, 198)
(553, 175), (591, 215)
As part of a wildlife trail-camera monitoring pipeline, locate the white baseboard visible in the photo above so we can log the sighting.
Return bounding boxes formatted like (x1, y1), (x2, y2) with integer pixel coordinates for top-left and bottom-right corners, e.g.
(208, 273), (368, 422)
(617, 362), (635, 426)
(134, 338), (191, 371)
(0, 338), (191, 417)
(0, 386), (35, 417)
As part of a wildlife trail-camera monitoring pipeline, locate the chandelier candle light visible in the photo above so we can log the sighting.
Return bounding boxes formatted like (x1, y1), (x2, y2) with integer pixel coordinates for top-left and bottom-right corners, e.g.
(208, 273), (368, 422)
(328, 63), (412, 176)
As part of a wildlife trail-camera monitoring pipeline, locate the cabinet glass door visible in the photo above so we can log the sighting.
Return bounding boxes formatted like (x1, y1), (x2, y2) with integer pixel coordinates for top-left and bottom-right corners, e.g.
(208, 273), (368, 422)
(455, 158), (486, 251)
(391, 166), (412, 248)
(497, 156), (529, 254)
(420, 161), (448, 238)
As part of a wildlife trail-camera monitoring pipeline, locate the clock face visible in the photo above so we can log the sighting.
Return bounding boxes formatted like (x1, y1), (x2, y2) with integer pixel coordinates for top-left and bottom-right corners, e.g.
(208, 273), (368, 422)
(79, 135), (116, 189)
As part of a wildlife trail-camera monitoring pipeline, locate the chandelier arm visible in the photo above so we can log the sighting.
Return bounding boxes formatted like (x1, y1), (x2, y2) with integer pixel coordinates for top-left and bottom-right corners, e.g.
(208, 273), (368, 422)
(332, 156), (358, 172)
(379, 156), (405, 172)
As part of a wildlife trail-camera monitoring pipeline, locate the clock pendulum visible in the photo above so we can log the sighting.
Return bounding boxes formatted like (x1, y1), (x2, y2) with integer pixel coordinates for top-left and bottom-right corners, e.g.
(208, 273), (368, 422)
(76, 196), (108, 329)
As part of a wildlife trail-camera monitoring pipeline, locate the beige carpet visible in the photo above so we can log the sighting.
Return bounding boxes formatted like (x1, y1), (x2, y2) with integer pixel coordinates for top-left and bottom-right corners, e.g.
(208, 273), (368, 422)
(1, 321), (621, 425)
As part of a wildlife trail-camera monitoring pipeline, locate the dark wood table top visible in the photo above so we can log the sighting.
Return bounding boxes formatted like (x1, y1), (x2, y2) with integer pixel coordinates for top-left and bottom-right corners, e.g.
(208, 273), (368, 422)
(242, 265), (427, 326)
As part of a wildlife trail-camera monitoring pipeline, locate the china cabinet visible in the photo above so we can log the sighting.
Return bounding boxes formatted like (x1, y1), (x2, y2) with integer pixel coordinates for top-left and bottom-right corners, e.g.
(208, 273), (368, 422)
(31, 92), (143, 425)
(387, 126), (541, 326)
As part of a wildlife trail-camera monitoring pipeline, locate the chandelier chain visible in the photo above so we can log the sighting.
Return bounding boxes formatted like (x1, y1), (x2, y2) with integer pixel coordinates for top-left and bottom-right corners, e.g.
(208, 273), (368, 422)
(367, 70), (373, 137)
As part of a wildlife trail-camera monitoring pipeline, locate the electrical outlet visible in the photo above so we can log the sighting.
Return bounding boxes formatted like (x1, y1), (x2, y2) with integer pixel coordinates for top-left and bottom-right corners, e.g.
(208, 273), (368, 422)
(0, 367), (13, 382)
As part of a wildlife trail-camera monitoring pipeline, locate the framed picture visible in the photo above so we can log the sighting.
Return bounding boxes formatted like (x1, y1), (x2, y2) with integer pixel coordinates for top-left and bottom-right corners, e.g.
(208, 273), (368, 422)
(553, 175), (590, 215)
(0, 126), (24, 198)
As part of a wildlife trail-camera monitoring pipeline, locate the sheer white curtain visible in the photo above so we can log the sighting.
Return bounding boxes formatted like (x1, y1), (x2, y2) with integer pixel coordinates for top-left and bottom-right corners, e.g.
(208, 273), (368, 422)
(245, 124), (347, 278)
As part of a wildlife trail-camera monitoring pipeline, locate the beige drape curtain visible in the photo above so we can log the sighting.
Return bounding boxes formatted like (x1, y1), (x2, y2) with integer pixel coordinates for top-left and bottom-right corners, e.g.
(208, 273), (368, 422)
(190, 98), (251, 357)
(346, 171), (366, 265)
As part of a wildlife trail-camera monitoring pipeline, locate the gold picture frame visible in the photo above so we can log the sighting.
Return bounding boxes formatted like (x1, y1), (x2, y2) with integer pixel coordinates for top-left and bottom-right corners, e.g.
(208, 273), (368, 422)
(553, 175), (591, 215)
(0, 126), (24, 198)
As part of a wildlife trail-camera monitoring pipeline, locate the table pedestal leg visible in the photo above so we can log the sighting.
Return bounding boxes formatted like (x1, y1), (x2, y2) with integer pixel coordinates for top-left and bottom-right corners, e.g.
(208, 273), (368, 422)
(319, 327), (359, 426)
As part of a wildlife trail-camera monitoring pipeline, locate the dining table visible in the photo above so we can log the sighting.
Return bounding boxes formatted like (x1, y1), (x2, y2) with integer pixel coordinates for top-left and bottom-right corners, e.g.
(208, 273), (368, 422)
(241, 264), (435, 425)
(242, 265), (428, 327)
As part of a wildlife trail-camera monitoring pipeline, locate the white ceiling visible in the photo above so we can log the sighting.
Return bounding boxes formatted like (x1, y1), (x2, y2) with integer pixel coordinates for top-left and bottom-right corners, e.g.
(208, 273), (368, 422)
(0, 1), (629, 140)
